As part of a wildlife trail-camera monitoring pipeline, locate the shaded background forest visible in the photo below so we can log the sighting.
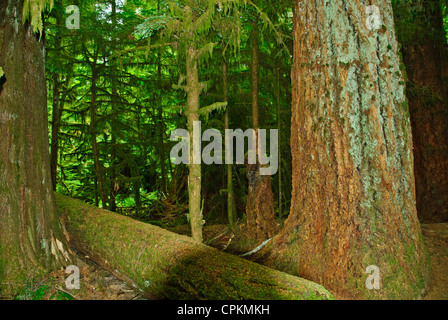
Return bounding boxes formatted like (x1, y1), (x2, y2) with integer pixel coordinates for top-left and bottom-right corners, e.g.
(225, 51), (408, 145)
(46, 0), (293, 230)
(45, 0), (448, 232)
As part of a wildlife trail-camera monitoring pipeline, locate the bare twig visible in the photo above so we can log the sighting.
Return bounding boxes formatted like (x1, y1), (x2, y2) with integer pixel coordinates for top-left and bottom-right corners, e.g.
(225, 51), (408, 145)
(222, 234), (235, 251)
(54, 286), (79, 300)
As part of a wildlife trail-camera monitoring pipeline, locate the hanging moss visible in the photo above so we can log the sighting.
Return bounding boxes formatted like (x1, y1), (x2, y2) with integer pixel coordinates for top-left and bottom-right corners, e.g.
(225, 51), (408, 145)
(22, 0), (54, 37)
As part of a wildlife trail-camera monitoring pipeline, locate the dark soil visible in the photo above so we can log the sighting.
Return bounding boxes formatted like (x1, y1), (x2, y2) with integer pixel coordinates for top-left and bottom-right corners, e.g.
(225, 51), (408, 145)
(421, 223), (448, 300)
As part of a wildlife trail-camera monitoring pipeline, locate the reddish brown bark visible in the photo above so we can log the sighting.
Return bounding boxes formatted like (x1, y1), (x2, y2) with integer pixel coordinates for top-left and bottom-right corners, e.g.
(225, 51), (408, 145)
(261, 0), (429, 299)
(245, 162), (276, 241)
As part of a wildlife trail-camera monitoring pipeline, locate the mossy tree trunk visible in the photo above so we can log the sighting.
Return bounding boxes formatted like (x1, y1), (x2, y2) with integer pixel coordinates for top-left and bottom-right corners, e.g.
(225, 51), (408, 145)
(108, 0), (119, 213)
(395, 0), (448, 223)
(264, 0), (429, 299)
(157, 51), (168, 195)
(55, 194), (333, 300)
(186, 46), (203, 243)
(0, 0), (74, 297)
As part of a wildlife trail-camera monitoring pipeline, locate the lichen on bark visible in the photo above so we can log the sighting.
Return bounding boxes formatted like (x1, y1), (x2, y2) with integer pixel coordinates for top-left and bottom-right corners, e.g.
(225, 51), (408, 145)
(263, 0), (429, 300)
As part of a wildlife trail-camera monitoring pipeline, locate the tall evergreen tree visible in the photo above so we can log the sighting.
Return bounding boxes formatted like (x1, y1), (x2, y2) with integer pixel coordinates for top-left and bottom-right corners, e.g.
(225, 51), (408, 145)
(264, 0), (429, 299)
(0, 0), (74, 296)
(393, 0), (448, 223)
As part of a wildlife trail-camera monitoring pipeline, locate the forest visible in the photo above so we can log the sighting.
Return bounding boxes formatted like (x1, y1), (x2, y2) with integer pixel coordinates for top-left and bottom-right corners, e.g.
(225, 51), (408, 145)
(0, 0), (447, 302)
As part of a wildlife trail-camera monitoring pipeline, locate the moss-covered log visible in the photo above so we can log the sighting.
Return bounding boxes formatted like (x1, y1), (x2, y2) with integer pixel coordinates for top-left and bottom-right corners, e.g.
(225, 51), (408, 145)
(55, 194), (333, 300)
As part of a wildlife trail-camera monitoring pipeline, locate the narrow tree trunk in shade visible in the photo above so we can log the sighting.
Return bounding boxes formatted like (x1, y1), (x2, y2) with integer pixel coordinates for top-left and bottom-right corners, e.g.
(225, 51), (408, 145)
(223, 62), (237, 232)
(89, 63), (107, 210)
(397, 0), (448, 223)
(262, 0), (429, 299)
(276, 67), (283, 218)
(109, 105), (117, 212)
(250, 21), (259, 130)
(109, 0), (118, 213)
(157, 48), (168, 194)
(245, 20), (276, 242)
(0, 0), (73, 296)
(49, 13), (65, 192)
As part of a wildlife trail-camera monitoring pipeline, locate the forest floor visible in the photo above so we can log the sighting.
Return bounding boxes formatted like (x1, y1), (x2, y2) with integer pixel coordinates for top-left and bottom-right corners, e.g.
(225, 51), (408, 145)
(420, 223), (448, 300)
(22, 222), (448, 300)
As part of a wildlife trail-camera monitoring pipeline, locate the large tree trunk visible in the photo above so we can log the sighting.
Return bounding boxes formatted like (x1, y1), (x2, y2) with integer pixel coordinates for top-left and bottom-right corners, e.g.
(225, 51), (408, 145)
(0, 0), (73, 297)
(263, 0), (429, 299)
(396, 0), (448, 223)
(55, 194), (333, 300)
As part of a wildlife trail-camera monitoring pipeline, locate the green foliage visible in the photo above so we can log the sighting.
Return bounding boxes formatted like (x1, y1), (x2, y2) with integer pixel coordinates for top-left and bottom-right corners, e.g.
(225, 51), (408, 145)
(51, 291), (74, 300)
(407, 83), (443, 106)
(15, 285), (47, 300)
(135, 15), (174, 38)
(45, 0), (293, 226)
(14, 284), (74, 300)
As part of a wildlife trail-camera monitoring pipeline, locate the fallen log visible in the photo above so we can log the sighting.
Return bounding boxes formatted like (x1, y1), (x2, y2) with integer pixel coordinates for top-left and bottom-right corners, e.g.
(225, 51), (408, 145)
(55, 194), (333, 300)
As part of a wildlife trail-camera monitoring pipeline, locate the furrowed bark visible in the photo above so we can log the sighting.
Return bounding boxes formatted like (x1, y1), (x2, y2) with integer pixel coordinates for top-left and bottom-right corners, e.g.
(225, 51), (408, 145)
(260, 0), (429, 300)
(0, 0), (74, 297)
(55, 194), (333, 300)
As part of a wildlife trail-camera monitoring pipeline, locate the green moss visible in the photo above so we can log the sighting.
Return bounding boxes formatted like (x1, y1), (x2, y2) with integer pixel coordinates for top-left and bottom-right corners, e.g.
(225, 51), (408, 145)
(56, 194), (334, 300)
